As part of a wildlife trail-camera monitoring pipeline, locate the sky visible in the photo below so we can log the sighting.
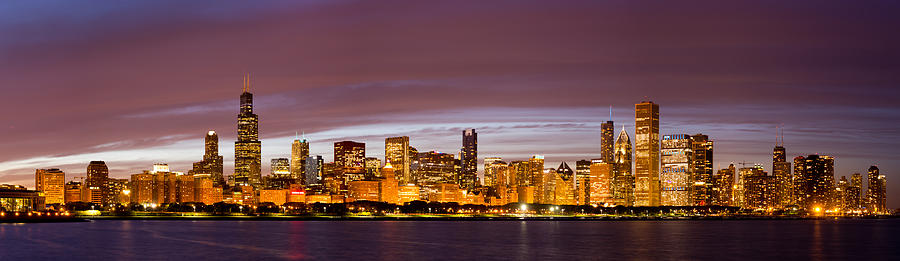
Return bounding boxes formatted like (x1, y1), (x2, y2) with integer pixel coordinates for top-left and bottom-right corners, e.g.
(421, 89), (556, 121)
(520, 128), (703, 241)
(0, 0), (898, 207)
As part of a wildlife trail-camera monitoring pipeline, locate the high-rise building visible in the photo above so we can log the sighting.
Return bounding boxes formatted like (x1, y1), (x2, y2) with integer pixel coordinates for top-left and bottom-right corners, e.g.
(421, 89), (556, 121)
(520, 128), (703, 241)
(385, 136), (412, 184)
(528, 155), (545, 203)
(35, 168), (65, 205)
(365, 157), (382, 179)
(413, 151), (458, 185)
(794, 155), (835, 210)
(575, 159), (592, 204)
(588, 159), (613, 205)
(634, 101), (660, 206)
(108, 178), (130, 205)
(64, 181), (83, 203)
(334, 141), (366, 180)
(866, 166), (887, 213)
(291, 136), (310, 183)
(86, 161), (109, 205)
(130, 173), (155, 204)
(552, 163), (576, 205)
(612, 128), (634, 206)
(191, 131), (224, 187)
(234, 75), (262, 189)
(661, 134), (692, 206)
(713, 164), (735, 206)
(847, 173), (863, 210)
(740, 165), (770, 209)
(304, 155), (323, 186)
(601, 120), (614, 163)
(690, 134), (713, 206)
(460, 129), (478, 191)
(772, 141), (792, 208)
(483, 157), (506, 188)
(380, 163), (400, 204)
(271, 158), (291, 176)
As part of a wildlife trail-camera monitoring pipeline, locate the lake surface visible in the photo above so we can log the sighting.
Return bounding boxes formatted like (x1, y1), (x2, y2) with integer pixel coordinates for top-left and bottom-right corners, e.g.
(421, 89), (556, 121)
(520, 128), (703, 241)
(1, 219), (897, 260)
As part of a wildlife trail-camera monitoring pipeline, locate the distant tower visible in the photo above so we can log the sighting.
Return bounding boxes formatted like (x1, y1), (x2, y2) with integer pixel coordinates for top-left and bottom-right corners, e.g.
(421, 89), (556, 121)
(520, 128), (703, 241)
(291, 134), (310, 184)
(86, 161), (110, 205)
(793, 155), (834, 210)
(772, 127), (792, 208)
(460, 129), (478, 191)
(234, 74), (262, 189)
(690, 134), (713, 206)
(612, 128), (634, 206)
(334, 141), (366, 181)
(867, 166), (887, 213)
(634, 101), (660, 206)
(601, 109), (614, 163)
(192, 131), (224, 186)
(385, 136), (411, 184)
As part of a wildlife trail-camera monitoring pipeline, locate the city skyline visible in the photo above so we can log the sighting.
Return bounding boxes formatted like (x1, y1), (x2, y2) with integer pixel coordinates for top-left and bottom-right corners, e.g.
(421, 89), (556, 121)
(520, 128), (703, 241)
(0, 0), (898, 208)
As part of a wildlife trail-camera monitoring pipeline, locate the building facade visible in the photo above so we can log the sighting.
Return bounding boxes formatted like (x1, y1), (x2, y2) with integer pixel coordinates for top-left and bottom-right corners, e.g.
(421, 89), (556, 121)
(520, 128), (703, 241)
(634, 101), (660, 206)
(234, 76), (262, 188)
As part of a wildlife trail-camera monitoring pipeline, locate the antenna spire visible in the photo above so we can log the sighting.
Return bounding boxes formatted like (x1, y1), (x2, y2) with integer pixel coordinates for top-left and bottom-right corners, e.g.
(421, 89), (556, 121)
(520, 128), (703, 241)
(609, 106), (613, 121)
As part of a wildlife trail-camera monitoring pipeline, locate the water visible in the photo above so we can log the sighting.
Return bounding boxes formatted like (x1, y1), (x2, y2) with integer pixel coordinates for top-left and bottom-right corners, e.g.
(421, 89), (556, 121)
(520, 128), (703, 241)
(1, 219), (897, 260)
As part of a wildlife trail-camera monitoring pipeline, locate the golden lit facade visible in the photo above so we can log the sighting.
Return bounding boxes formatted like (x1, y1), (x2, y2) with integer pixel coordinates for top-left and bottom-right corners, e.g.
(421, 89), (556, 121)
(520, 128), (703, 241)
(385, 136), (412, 184)
(398, 184), (421, 203)
(235, 76), (262, 189)
(334, 141), (366, 180)
(612, 129), (634, 206)
(661, 134), (692, 206)
(35, 168), (65, 205)
(589, 159), (612, 205)
(634, 101), (660, 206)
(291, 137), (309, 183)
(528, 156), (545, 204)
(690, 134), (713, 206)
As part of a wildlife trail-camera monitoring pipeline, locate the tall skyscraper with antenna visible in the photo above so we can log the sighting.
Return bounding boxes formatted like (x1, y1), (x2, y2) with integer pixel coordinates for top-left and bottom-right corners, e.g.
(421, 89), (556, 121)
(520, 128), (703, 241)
(291, 132), (309, 184)
(773, 126), (792, 208)
(234, 74), (262, 189)
(601, 106), (614, 163)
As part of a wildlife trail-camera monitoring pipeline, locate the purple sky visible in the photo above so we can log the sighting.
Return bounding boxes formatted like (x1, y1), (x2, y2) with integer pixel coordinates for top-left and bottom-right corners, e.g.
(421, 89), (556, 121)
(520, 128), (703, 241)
(1, 0), (898, 207)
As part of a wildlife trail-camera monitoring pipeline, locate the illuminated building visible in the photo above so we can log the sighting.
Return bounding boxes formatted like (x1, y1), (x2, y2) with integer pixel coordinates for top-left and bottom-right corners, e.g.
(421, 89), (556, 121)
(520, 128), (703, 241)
(740, 165), (770, 209)
(713, 164), (735, 206)
(413, 151), (458, 186)
(690, 134), (713, 206)
(866, 166), (886, 213)
(259, 189), (289, 205)
(194, 175), (224, 205)
(305, 155), (323, 185)
(349, 180), (381, 202)
(234, 75), (262, 189)
(460, 129), (478, 191)
(772, 141), (792, 208)
(661, 134), (692, 206)
(528, 156), (545, 203)
(634, 101), (660, 206)
(334, 141), (366, 181)
(130, 173), (154, 204)
(365, 157), (382, 179)
(35, 168), (65, 205)
(0, 185), (46, 211)
(64, 181), (82, 203)
(430, 183), (461, 203)
(191, 131), (224, 187)
(287, 185), (306, 203)
(291, 136), (309, 183)
(551, 163), (576, 205)
(385, 136), (412, 184)
(793, 155), (834, 210)
(108, 178), (130, 205)
(271, 158), (291, 176)
(589, 159), (612, 205)
(847, 173), (863, 210)
(484, 157), (506, 188)
(575, 159), (591, 204)
(836, 176), (849, 211)
(612, 128), (634, 206)
(86, 161), (109, 205)
(380, 163), (399, 204)
(322, 162), (344, 195)
(398, 184), (421, 203)
(517, 186), (534, 204)
(601, 120), (614, 163)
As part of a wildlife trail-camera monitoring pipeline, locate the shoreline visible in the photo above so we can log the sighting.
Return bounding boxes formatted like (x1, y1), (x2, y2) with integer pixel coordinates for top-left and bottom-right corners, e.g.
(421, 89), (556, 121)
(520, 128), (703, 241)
(68, 215), (897, 222)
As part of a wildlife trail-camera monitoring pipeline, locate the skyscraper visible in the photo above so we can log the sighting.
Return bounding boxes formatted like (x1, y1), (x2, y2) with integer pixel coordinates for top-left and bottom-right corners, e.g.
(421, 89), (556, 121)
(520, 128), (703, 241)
(528, 155), (545, 203)
(589, 159), (613, 205)
(634, 101), (660, 206)
(661, 134), (692, 206)
(601, 120), (614, 163)
(848, 173), (863, 210)
(866, 166), (886, 213)
(35, 168), (65, 205)
(234, 75), (262, 189)
(304, 155), (324, 186)
(483, 157), (505, 188)
(291, 136), (309, 183)
(713, 164), (736, 206)
(385, 136), (411, 184)
(86, 161), (109, 205)
(793, 155), (835, 210)
(612, 128), (634, 206)
(334, 141), (366, 181)
(460, 129), (478, 191)
(271, 158), (291, 176)
(690, 134), (713, 206)
(772, 136), (792, 208)
(740, 165), (770, 209)
(191, 131), (224, 187)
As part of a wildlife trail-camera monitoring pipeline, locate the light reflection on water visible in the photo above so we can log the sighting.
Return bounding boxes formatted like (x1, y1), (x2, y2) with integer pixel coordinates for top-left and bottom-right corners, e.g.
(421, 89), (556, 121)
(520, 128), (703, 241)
(0, 219), (897, 260)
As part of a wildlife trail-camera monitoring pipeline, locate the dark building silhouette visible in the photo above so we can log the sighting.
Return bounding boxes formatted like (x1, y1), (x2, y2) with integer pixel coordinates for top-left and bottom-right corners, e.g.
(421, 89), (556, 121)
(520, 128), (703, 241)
(191, 130), (224, 186)
(460, 129), (478, 191)
(86, 160), (109, 205)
